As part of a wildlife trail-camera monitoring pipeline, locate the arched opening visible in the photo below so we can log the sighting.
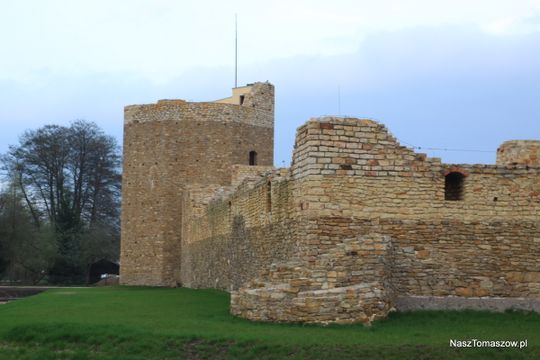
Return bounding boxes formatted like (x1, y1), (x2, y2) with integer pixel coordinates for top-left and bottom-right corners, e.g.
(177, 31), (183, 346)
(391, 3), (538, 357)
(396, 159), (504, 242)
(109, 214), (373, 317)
(445, 172), (465, 201)
(249, 151), (257, 166)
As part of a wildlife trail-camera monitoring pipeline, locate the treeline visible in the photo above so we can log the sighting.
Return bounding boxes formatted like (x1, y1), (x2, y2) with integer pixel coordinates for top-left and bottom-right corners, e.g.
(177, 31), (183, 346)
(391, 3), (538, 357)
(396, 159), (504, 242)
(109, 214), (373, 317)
(0, 120), (121, 284)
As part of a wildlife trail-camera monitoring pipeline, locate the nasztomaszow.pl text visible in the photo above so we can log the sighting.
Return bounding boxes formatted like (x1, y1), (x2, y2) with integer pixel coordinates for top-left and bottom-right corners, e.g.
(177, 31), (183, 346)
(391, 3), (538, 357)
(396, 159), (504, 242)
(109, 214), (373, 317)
(450, 339), (527, 349)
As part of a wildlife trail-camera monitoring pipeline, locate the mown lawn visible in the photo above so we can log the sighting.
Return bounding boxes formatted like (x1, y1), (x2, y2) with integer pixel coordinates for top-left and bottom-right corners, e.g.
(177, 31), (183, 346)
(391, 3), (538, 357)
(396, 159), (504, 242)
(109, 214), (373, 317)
(0, 287), (538, 359)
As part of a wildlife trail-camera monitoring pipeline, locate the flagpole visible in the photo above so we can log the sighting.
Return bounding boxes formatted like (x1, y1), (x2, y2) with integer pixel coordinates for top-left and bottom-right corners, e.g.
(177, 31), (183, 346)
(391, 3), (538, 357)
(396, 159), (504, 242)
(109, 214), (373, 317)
(235, 13), (238, 88)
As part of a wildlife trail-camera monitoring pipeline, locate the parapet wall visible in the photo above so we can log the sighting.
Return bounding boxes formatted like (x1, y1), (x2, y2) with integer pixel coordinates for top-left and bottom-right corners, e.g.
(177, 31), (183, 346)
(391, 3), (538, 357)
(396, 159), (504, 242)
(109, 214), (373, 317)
(181, 168), (297, 290)
(290, 118), (539, 220)
(125, 82), (274, 128)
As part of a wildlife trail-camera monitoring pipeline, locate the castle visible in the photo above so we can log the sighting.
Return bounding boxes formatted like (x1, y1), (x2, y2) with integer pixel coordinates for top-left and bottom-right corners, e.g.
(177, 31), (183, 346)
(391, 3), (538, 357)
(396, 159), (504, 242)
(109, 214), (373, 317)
(120, 82), (540, 324)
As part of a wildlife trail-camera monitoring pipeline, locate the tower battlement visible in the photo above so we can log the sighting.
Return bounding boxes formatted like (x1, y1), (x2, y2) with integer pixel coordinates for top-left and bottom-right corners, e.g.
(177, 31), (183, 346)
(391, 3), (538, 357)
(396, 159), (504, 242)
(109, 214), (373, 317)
(124, 82), (274, 128)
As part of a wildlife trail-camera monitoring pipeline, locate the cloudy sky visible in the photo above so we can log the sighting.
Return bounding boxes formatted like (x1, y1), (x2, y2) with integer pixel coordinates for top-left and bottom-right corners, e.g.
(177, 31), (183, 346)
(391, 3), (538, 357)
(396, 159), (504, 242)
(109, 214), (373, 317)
(1, 0), (539, 166)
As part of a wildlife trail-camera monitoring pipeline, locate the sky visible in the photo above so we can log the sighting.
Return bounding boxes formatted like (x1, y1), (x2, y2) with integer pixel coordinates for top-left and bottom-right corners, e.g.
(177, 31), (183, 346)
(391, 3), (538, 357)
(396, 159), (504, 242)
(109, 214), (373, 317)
(1, 0), (539, 166)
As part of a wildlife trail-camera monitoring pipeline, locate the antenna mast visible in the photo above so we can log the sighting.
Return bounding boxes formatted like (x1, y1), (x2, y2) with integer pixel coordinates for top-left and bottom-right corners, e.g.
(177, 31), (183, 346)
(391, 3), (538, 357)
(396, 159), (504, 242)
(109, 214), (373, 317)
(235, 13), (238, 88)
(338, 85), (341, 116)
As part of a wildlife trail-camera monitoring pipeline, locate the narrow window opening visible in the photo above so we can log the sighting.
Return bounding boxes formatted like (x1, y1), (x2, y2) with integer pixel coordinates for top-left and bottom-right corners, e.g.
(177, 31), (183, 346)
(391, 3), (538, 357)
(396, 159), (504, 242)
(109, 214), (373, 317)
(239, 95), (245, 105)
(266, 181), (272, 213)
(445, 172), (465, 201)
(249, 151), (257, 166)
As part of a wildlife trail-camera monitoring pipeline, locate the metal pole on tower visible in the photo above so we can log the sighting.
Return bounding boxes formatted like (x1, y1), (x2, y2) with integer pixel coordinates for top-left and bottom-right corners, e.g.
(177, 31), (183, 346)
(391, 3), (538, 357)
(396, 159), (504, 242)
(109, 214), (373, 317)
(235, 13), (238, 88)
(338, 85), (341, 116)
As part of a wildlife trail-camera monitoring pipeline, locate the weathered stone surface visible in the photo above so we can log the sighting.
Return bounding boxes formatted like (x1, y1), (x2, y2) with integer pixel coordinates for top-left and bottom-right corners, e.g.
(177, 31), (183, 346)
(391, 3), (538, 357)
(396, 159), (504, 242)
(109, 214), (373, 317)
(396, 296), (540, 312)
(497, 140), (540, 166)
(230, 233), (395, 324)
(120, 82), (274, 286)
(120, 84), (540, 325)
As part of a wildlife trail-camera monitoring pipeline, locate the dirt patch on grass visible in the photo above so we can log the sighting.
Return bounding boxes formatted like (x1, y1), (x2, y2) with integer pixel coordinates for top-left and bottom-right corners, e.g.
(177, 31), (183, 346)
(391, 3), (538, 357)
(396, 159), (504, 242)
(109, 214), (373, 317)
(0, 287), (47, 300)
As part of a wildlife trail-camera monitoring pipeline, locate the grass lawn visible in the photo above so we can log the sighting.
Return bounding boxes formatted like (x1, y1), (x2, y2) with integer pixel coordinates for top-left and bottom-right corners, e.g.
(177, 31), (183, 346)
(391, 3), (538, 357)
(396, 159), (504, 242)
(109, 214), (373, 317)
(0, 287), (538, 359)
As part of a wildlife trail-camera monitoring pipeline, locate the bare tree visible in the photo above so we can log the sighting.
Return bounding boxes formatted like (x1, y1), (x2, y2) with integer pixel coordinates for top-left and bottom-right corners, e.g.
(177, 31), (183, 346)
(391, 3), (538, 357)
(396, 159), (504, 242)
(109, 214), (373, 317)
(1, 120), (121, 283)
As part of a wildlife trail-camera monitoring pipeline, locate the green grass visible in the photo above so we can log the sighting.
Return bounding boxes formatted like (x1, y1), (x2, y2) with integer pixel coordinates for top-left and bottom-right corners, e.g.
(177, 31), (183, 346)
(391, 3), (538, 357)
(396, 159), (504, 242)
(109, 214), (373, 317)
(0, 287), (538, 359)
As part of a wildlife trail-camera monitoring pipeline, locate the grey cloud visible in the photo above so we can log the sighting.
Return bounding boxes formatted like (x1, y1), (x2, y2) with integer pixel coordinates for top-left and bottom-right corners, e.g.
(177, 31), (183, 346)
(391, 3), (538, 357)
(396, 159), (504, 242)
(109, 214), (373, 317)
(1, 26), (539, 166)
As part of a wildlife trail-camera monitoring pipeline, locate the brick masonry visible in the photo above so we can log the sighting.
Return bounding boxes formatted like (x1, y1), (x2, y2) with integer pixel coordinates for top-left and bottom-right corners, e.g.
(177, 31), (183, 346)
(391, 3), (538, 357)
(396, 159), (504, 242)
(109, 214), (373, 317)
(121, 83), (540, 325)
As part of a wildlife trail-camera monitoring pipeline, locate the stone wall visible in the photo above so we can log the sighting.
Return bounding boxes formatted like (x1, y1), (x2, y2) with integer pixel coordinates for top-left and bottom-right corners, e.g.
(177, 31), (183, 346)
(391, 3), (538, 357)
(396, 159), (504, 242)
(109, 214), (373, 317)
(181, 169), (297, 291)
(120, 82), (274, 286)
(120, 88), (540, 325)
(497, 140), (540, 166)
(230, 164), (274, 187)
(231, 117), (540, 324)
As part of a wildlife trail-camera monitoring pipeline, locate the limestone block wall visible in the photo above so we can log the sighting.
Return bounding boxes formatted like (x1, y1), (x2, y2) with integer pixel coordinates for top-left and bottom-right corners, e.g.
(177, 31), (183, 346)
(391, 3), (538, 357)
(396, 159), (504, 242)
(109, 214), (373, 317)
(121, 98), (539, 325)
(289, 121), (539, 221)
(231, 231), (396, 324)
(120, 82), (274, 286)
(180, 169), (297, 290)
(231, 117), (540, 324)
(230, 164), (274, 187)
(497, 140), (540, 166)
(304, 218), (539, 298)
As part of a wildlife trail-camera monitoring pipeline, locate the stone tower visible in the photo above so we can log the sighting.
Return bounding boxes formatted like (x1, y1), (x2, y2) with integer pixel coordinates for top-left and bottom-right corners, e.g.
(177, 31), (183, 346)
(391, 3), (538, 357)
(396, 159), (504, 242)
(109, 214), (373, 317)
(120, 82), (274, 286)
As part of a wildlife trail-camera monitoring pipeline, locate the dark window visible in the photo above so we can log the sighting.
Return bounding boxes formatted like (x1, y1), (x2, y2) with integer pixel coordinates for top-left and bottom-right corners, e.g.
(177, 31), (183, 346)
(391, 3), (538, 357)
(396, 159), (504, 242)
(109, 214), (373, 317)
(445, 172), (465, 200)
(239, 95), (245, 105)
(266, 181), (272, 213)
(249, 151), (257, 166)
